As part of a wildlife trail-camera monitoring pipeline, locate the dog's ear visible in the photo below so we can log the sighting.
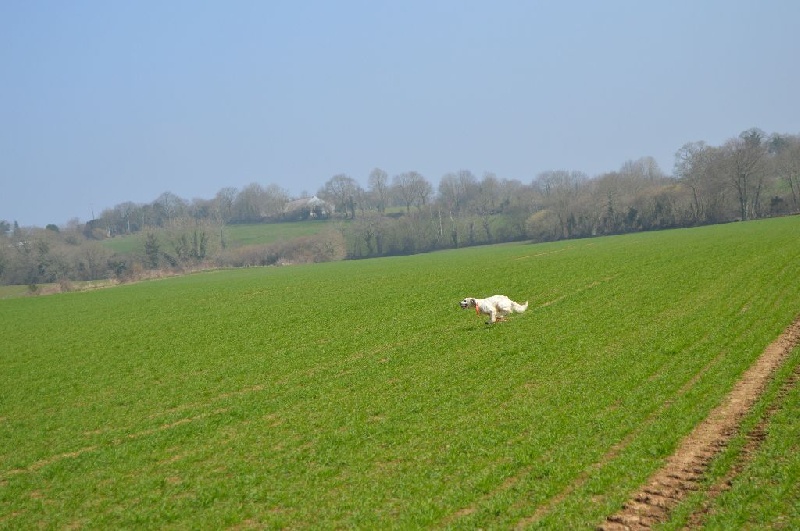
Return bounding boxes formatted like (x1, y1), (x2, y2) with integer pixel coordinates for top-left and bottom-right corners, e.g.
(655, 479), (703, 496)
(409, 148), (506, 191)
(470, 298), (476, 304)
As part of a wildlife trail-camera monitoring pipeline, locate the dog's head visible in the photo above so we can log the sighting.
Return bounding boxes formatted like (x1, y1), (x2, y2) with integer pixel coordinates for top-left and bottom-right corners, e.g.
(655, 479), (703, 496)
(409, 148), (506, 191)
(459, 298), (476, 309)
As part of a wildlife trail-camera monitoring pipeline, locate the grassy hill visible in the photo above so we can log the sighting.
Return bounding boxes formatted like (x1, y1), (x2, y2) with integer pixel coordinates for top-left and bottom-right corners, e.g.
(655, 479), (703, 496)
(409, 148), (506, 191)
(224, 220), (332, 247)
(1, 217), (799, 528)
(101, 219), (333, 255)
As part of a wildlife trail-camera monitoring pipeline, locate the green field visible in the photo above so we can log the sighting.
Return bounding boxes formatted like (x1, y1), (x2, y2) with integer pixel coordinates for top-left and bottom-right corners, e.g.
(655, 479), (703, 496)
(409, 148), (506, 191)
(101, 220), (331, 255)
(224, 220), (331, 247)
(2, 217), (799, 528)
(100, 233), (145, 254)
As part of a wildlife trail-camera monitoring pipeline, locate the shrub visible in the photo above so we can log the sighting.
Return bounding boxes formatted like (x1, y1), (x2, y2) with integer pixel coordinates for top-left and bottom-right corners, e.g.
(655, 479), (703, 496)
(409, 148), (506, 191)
(217, 229), (346, 267)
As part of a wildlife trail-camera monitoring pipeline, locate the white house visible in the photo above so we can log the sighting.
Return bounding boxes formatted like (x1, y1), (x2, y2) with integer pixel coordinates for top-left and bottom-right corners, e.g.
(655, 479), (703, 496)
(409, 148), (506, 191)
(283, 196), (334, 220)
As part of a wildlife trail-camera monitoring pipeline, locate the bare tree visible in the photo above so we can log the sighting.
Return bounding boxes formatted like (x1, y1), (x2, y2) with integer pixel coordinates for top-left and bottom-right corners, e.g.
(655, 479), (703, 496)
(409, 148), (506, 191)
(76, 242), (112, 280)
(320, 174), (361, 219)
(675, 141), (707, 221)
(770, 134), (800, 211)
(723, 128), (768, 220)
(368, 168), (389, 214)
(473, 173), (502, 241)
(438, 170), (478, 215)
(620, 156), (664, 181)
(230, 183), (287, 222)
(263, 184), (290, 219)
(99, 201), (140, 235)
(477, 173), (501, 214)
(117, 202), (139, 233)
(155, 192), (186, 225)
(457, 170), (480, 213)
(674, 142), (731, 223)
(349, 211), (387, 256)
(495, 178), (533, 238)
(165, 218), (222, 265)
(213, 187), (238, 224)
(188, 198), (214, 221)
(438, 173), (461, 214)
(413, 173), (433, 211)
(532, 170), (588, 238)
(593, 171), (640, 234)
(392, 172), (431, 213)
(233, 183), (267, 222)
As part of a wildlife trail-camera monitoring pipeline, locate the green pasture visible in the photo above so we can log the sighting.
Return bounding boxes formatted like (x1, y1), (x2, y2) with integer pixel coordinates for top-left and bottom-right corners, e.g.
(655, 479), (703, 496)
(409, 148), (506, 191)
(2, 217), (800, 528)
(223, 220), (331, 247)
(101, 220), (331, 255)
(100, 233), (144, 254)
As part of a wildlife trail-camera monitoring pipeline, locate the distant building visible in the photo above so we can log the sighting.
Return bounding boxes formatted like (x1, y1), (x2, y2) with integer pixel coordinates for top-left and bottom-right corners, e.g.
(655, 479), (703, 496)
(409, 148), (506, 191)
(283, 196), (334, 221)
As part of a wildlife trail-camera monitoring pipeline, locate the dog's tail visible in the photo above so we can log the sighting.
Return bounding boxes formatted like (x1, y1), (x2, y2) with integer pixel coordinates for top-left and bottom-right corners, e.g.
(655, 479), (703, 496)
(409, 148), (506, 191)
(513, 300), (528, 313)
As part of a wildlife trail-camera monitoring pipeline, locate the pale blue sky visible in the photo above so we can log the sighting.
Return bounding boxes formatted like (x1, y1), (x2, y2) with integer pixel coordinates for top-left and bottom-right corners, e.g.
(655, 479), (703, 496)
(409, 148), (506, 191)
(2, 1), (798, 227)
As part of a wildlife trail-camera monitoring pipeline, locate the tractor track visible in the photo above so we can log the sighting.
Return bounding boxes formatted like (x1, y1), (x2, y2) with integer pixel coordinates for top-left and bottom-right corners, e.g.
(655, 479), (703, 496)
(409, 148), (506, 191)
(600, 316), (800, 530)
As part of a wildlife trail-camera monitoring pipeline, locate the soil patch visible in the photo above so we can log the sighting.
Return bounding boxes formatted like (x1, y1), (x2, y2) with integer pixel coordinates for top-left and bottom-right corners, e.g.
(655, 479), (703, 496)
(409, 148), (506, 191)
(601, 316), (800, 530)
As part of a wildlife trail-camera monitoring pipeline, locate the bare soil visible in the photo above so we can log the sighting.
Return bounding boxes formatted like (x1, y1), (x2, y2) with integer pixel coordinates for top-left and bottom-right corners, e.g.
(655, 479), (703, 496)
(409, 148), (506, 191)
(600, 316), (800, 530)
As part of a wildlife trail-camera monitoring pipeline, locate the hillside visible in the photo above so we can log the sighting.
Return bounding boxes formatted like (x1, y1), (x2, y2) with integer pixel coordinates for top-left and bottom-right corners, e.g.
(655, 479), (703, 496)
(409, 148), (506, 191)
(101, 220), (333, 255)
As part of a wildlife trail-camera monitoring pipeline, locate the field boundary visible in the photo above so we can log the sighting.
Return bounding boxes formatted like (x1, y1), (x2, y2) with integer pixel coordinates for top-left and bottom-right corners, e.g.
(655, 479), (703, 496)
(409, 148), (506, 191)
(601, 315), (800, 529)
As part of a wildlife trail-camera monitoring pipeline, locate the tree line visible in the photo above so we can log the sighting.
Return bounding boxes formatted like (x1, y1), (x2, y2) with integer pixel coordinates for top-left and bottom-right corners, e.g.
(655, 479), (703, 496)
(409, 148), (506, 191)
(1, 128), (798, 287)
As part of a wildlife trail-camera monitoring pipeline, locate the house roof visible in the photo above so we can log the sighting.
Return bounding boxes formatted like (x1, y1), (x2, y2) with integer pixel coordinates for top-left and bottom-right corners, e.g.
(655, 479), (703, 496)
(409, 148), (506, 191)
(284, 196), (331, 212)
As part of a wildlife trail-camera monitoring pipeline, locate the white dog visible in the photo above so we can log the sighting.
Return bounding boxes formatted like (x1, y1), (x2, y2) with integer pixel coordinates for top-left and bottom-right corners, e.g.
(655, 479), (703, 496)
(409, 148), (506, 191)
(460, 295), (528, 324)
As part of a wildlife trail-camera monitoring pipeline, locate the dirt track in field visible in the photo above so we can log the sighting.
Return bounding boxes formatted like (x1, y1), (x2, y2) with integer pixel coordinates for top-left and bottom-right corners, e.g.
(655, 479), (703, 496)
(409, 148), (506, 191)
(600, 316), (800, 530)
